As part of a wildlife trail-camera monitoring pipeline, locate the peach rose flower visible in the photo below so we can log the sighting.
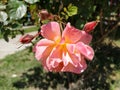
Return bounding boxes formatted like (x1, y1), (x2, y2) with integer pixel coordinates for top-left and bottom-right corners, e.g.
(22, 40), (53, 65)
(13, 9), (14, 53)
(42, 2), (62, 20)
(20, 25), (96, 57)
(34, 21), (95, 74)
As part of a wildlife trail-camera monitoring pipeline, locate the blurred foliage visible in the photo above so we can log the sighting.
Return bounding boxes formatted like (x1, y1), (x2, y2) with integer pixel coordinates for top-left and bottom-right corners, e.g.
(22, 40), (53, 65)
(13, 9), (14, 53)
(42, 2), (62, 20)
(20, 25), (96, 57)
(7, 0), (27, 20)
(0, 0), (120, 89)
(0, 0), (119, 42)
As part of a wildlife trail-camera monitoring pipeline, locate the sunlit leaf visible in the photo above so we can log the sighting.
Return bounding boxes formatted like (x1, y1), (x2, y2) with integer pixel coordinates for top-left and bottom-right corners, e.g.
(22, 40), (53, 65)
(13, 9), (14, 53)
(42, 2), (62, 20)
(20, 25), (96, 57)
(25, 0), (39, 4)
(0, 11), (8, 22)
(7, 0), (27, 20)
(66, 4), (78, 16)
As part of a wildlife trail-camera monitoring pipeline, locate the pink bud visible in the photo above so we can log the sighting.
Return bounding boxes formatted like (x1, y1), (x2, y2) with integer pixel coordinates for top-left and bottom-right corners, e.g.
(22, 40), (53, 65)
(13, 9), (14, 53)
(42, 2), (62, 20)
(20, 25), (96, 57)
(20, 34), (34, 44)
(38, 10), (54, 21)
(83, 21), (98, 33)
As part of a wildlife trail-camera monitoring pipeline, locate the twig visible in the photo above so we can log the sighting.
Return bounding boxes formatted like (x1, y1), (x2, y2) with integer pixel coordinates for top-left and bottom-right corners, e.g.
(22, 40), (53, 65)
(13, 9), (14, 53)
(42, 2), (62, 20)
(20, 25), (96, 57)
(93, 22), (119, 45)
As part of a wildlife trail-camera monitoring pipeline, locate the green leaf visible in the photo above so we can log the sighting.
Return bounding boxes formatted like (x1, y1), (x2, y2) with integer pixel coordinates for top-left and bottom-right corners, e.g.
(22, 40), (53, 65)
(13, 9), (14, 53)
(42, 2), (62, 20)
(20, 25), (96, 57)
(25, 0), (39, 4)
(3, 29), (10, 42)
(7, 0), (27, 20)
(11, 22), (22, 30)
(0, 11), (8, 22)
(66, 4), (78, 16)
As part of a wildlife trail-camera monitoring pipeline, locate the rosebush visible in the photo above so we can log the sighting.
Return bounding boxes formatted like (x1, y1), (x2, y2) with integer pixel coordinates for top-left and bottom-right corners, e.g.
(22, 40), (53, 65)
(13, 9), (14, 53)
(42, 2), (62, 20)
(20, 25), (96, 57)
(0, 0), (120, 89)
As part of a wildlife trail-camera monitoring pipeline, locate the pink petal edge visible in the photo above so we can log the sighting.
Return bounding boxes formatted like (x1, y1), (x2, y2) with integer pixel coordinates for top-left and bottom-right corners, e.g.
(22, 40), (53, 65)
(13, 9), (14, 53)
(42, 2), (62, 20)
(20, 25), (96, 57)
(41, 22), (61, 41)
(76, 42), (94, 60)
(62, 23), (82, 43)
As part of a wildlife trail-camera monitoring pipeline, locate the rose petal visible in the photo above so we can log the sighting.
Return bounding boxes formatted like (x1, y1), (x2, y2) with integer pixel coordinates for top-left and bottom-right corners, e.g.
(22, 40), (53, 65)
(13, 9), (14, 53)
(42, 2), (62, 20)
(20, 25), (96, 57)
(80, 31), (92, 44)
(35, 46), (47, 60)
(40, 46), (55, 71)
(49, 62), (63, 72)
(66, 44), (80, 65)
(36, 39), (54, 46)
(62, 47), (87, 74)
(34, 39), (54, 60)
(62, 57), (87, 74)
(46, 46), (63, 71)
(66, 44), (76, 54)
(76, 42), (94, 60)
(41, 22), (61, 41)
(62, 23), (82, 43)
(62, 52), (75, 66)
(46, 46), (62, 66)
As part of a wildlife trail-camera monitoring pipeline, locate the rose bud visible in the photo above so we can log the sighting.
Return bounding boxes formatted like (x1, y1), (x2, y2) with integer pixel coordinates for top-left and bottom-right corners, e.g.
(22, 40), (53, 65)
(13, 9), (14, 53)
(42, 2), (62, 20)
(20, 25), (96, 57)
(38, 9), (54, 21)
(20, 34), (34, 44)
(83, 21), (98, 33)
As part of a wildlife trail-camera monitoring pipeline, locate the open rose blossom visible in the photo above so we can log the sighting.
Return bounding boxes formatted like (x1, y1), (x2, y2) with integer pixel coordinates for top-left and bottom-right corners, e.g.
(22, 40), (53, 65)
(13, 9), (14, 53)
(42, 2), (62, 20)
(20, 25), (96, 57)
(34, 21), (95, 74)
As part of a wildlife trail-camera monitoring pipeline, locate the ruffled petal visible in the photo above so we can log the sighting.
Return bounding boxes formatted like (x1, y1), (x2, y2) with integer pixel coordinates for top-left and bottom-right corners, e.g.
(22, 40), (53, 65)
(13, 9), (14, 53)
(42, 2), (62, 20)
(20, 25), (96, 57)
(36, 39), (54, 46)
(62, 23), (82, 43)
(34, 39), (54, 60)
(35, 46), (47, 60)
(66, 44), (76, 54)
(62, 57), (87, 74)
(66, 44), (80, 66)
(79, 31), (92, 44)
(49, 62), (63, 72)
(41, 46), (56, 70)
(76, 42), (94, 60)
(46, 46), (63, 71)
(41, 22), (61, 41)
(61, 49), (87, 74)
(62, 52), (74, 66)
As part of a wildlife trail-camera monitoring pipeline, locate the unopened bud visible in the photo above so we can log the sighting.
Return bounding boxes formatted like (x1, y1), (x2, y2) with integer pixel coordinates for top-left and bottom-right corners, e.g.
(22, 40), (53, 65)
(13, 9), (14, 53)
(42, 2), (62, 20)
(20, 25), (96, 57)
(38, 9), (54, 21)
(20, 34), (34, 44)
(83, 21), (98, 33)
